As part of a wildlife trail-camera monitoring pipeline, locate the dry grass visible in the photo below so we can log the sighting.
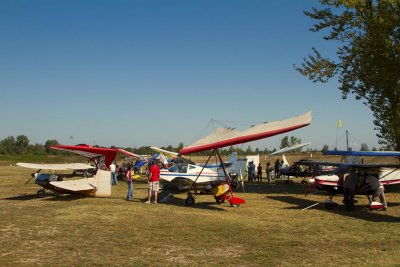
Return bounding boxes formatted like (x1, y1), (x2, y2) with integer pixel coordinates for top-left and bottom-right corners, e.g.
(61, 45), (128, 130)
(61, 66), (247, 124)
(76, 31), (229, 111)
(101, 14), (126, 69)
(1, 155), (400, 266)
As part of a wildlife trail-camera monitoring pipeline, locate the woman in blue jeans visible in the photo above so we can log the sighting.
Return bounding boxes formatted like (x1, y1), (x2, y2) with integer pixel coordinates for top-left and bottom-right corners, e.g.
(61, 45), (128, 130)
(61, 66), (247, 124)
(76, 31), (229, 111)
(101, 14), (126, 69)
(125, 166), (133, 200)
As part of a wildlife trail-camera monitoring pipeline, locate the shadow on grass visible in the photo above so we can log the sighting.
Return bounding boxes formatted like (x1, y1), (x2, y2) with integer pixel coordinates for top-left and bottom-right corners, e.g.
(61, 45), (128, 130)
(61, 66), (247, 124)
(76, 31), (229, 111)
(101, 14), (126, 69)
(268, 195), (400, 223)
(142, 191), (230, 211)
(234, 179), (309, 195)
(2, 194), (39, 201)
(3, 193), (87, 201)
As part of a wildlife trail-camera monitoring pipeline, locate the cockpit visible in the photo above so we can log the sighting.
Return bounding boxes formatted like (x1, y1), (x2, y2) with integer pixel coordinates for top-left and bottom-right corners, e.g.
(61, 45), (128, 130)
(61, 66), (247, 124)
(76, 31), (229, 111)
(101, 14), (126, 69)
(168, 164), (188, 173)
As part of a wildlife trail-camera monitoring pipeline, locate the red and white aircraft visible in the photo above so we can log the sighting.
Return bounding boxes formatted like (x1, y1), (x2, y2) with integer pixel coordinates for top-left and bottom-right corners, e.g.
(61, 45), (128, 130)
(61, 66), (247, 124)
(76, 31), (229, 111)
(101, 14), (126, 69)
(178, 111), (312, 207)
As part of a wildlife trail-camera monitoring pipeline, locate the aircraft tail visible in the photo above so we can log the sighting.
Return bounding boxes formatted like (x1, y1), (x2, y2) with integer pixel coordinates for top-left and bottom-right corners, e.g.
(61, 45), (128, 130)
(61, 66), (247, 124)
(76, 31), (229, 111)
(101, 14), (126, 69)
(228, 153), (247, 177)
(93, 169), (112, 197)
(282, 155), (289, 167)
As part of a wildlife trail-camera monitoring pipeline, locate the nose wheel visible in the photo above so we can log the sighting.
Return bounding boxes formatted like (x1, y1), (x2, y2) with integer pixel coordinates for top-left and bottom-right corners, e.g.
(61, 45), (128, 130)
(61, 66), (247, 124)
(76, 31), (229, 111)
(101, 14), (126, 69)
(185, 193), (195, 206)
(37, 189), (46, 198)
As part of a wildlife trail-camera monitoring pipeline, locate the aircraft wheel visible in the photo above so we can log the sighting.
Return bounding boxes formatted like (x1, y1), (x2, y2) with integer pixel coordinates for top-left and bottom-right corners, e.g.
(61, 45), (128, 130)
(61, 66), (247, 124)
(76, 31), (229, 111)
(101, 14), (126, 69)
(231, 204), (240, 208)
(215, 197), (225, 204)
(323, 203), (335, 210)
(185, 195), (195, 206)
(37, 190), (46, 198)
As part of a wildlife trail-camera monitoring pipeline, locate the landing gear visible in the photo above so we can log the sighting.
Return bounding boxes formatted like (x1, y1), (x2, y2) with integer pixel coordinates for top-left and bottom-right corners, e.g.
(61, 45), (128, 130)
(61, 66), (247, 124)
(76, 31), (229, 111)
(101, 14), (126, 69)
(323, 195), (338, 210)
(185, 193), (195, 206)
(37, 189), (46, 198)
(215, 196), (225, 204)
(323, 199), (338, 210)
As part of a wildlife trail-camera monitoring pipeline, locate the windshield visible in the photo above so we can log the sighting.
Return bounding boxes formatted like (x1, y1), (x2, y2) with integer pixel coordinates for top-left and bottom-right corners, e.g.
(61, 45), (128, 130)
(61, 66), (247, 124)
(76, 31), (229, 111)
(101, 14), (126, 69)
(168, 164), (188, 173)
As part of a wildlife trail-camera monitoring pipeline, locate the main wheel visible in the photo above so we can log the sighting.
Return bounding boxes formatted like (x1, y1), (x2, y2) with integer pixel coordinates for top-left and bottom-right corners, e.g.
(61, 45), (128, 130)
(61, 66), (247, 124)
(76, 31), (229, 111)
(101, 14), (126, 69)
(215, 196), (225, 204)
(37, 189), (46, 198)
(185, 195), (195, 206)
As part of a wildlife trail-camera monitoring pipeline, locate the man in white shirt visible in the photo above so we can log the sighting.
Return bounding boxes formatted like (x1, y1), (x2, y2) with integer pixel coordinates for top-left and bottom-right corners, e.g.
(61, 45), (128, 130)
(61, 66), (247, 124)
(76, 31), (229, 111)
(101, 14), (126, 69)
(110, 161), (117, 186)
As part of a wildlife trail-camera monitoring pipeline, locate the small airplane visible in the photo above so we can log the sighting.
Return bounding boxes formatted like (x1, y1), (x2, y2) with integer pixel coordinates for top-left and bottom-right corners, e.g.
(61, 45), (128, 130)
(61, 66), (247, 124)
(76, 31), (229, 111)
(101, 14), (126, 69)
(304, 150), (400, 210)
(17, 162), (111, 198)
(159, 152), (247, 191)
(178, 111), (312, 207)
(269, 142), (314, 182)
(18, 144), (143, 198)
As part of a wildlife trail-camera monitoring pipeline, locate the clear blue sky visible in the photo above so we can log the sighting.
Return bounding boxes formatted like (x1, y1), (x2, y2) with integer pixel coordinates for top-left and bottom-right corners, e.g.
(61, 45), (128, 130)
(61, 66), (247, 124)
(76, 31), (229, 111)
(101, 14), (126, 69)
(0, 0), (380, 151)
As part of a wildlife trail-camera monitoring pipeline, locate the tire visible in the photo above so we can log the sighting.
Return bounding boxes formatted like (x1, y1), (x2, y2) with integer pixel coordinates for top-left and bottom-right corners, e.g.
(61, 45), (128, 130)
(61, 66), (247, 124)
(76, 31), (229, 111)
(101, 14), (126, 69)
(37, 190), (46, 198)
(231, 204), (240, 208)
(215, 196), (225, 204)
(185, 196), (195, 206)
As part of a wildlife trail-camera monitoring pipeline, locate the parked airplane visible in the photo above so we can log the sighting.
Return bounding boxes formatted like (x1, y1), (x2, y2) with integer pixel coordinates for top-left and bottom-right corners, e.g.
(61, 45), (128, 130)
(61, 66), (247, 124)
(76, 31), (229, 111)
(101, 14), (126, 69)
(17, 144), (143, 198)
(159, 152), (247, 191)
(17, 162), (111, 198)
(304, 150), (400, 210)
(178, 111), (312, 207)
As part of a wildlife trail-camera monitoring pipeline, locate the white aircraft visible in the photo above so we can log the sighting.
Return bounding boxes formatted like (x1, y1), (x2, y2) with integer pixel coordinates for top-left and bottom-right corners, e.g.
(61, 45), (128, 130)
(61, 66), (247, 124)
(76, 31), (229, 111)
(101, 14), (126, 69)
(305, 150), (400, 210)
(178, 111), (312, 206)
(18, 144), (143, 198)
(159, 152), (247, 191)
(17, 162), (111, 198)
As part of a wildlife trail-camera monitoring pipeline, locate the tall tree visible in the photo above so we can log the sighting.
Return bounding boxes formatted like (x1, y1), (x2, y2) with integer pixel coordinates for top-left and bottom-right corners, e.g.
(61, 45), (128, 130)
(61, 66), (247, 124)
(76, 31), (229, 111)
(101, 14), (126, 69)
(15, 135), (29, 154)
(360, 143), (369, 151)
(44, 139), (60, 153)
(280, 136), (290, 149)
(321, 144), (329, 153)
(0, 136), (16, 155)
(295, 0), (400, 150)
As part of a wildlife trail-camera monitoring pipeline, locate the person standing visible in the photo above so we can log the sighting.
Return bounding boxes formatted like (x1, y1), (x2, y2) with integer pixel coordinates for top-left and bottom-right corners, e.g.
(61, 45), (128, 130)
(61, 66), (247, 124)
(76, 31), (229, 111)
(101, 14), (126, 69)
(274, 159), (280, 179)
(247, 162), (253, 182)
(109, 161), (117, 186)
(257, 163), (262, 182)
(266, 162), (271, 183)
(343, 170), (361, 211)
(146, 158), (160, 204)
(125, 166), (133, 201)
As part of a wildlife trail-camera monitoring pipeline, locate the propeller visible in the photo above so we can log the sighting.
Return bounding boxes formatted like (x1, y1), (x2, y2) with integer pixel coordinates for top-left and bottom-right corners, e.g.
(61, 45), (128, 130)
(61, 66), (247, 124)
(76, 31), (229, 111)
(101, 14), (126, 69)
(25, 174), (35, 185)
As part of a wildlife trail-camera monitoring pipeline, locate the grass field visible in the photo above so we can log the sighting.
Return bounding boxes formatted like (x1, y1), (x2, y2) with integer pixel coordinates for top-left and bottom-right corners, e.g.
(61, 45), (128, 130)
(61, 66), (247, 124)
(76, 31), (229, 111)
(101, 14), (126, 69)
(1, 155), (400, 266)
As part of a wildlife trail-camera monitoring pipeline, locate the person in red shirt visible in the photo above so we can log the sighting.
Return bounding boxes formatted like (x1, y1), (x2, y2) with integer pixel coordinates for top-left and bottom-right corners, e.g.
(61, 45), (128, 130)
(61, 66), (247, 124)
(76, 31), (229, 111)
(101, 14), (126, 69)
(145, 158), (160, 204)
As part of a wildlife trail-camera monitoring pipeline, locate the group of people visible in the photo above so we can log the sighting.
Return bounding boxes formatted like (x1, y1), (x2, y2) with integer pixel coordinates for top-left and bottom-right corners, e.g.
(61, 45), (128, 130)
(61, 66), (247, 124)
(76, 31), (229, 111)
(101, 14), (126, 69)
(247, 159), (284, 183)
(109, 157), (161, 204)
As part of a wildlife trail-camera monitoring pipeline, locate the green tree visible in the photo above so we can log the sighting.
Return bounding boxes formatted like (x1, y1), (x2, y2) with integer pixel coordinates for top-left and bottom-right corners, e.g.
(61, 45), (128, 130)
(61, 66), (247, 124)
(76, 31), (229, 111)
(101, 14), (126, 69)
(0, 136), (16, 155)
(280, 136), (290, 149)
(360, 143), (369, 151)
(295, 0), (400, 150)
(44, 139), (60, 154)
(246, 145), (253, 155)
(321, 144), (329, 153)
(290, 136), (301, 146)
(15, 135), (29, 154)
(177, 142), (184, 152)
(28, 143), (46, 155)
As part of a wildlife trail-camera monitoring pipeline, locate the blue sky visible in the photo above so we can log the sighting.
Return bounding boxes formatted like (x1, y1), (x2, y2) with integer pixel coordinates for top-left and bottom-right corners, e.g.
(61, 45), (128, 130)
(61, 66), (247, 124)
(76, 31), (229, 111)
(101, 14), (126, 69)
(0, 0), (380, 151)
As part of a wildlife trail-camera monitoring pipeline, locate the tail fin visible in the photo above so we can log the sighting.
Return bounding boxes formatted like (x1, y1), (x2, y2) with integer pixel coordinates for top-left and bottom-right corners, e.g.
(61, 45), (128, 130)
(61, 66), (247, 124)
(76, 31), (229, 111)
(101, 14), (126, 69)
(228, 153), (247, 177)
(282, 155), (289, 167)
